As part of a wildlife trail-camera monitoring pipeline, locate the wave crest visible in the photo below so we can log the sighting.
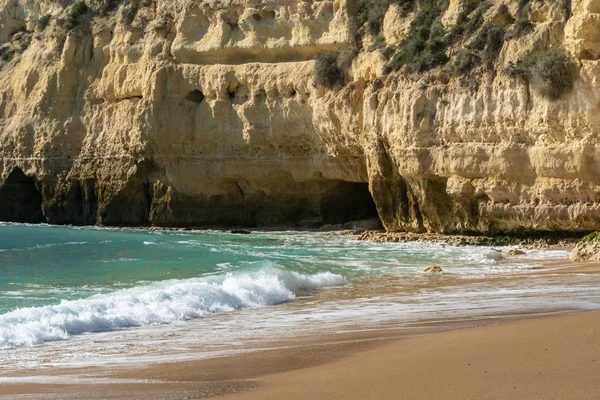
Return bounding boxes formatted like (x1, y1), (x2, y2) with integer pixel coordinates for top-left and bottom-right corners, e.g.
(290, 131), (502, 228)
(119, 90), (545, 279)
(0, 270), (347, 348)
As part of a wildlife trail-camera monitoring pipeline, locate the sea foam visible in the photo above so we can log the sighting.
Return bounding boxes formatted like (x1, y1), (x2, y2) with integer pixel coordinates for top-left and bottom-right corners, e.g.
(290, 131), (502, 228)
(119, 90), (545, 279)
(0, 270), (347, 348)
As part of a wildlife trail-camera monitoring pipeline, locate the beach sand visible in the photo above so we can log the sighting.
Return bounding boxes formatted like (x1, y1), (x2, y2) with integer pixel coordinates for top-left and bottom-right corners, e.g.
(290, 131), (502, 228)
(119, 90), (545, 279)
(2, 261), (599, 399)
(4, 311), (598, 399)
(216, 310), (600, 400)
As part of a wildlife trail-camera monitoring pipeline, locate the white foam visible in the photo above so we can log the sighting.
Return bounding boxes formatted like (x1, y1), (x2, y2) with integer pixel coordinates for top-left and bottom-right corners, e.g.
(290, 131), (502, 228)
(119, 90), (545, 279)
(0, 376), (159, 384)
(0, 270), (347, 349)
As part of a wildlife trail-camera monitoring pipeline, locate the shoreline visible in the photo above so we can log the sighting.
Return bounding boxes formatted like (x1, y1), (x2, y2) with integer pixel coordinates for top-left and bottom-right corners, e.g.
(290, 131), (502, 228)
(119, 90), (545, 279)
(356, 230), (583, 249)
(2, 309), (598, 399)
(1, 228), (598, 399)
(1, 221), (587, 250)
(215, 309), (600, 400)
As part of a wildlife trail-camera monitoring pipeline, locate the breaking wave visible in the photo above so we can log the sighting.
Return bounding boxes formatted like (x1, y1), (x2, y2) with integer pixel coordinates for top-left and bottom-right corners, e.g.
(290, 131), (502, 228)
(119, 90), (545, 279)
(0, 270), (347, 348)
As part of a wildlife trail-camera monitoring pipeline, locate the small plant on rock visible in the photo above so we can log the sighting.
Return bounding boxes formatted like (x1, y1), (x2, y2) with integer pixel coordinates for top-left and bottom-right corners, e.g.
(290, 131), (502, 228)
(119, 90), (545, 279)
(66, 2), (89, 30)
(37, 15), (51, 32)
(314, 51), (346, 89)
(506, 48), (577, 100)
(529, 48), (577, 99)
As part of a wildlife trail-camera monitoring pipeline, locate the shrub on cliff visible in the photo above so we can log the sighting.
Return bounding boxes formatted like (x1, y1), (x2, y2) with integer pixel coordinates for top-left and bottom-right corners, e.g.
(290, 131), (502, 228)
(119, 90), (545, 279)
(529, 48), (577, 99)
(355, 0), (414, 36)
(66, 2), (89, 29)
(506, 48), (577, 100)
(383, 1), (451, 74)
(582, 232), (599, 242)
(0, 45), (14, 62)
(314, 51), (346, 89)
(102, 0), (121, 14)
(36, 15), (51, 32)
(466, 23), (504, 64)
(452, 50), (480, 75)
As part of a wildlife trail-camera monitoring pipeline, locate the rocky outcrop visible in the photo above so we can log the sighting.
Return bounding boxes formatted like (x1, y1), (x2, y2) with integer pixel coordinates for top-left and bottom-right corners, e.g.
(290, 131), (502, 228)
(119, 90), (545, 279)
(570, 232), (600, 260)
(1, 0), (600, 232)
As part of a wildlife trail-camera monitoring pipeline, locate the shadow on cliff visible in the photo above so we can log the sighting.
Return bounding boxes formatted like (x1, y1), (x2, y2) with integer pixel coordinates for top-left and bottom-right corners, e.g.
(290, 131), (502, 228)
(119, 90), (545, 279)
(0, 168), (46, 223)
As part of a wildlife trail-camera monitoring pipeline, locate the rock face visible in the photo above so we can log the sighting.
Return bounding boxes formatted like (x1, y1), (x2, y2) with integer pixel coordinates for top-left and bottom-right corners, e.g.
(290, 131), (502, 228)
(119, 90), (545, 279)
(1, 0), (600, 231)
(570, 232), (600, 261)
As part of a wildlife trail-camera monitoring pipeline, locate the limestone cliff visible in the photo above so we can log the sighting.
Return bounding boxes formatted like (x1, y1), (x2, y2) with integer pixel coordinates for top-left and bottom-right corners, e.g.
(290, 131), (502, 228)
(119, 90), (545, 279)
(0, 0), (599, 232)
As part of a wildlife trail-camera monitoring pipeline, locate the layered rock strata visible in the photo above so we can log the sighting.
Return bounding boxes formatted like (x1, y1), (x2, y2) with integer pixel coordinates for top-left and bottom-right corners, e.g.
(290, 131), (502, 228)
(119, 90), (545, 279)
(0, 0), (599, 232)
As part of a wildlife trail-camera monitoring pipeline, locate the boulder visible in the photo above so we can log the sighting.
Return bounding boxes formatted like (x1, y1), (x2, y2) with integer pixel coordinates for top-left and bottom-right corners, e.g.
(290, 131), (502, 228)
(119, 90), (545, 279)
(228, 229), (252, 234)
(570, 232), (600, 261)
(485, 250), (505, 261)
(424, 266), (443, 273)
(342, 218), (382, 231)
(506, 249), (526, 256)
(318, 223), (343, 231)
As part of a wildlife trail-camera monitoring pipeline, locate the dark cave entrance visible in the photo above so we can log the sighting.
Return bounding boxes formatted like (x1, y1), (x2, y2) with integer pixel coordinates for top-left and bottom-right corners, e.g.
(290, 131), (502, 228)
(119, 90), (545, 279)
(0, 168), (46, 223)
(185, 89), (205, 104)
(320, 182), (380, 225)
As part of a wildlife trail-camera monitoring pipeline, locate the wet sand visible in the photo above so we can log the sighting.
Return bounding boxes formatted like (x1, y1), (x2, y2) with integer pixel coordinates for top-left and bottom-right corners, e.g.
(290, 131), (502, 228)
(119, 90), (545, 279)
(3, 310), (598, 400)
(217, 310), (600, 400)
(2, 261), (599, 399)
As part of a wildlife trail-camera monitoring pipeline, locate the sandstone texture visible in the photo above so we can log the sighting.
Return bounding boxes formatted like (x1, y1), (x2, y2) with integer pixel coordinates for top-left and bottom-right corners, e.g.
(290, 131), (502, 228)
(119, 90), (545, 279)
(0, 0), (599, 232)
(358, 230), (579, 249)
(570, 232), (600, 260)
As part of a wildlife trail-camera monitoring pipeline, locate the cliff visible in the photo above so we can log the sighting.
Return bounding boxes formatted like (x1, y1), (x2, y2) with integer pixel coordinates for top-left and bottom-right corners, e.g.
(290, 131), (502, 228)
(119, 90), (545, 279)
(0, 0), (599, 233)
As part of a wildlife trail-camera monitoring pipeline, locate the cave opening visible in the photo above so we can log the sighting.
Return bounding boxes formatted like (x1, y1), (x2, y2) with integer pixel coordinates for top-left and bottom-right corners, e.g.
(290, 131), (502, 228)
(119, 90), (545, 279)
(320, 182), (380, 225)
(0, 168), (46, 223)
(185, 89), (205, 104)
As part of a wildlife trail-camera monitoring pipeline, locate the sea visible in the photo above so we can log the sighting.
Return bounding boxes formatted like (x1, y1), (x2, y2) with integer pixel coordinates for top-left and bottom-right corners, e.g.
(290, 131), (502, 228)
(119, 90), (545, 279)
(1, 222), (600, 376)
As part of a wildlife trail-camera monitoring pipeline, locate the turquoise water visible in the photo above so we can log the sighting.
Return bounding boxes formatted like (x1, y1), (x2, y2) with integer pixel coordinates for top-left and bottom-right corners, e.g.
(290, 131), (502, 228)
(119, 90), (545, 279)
(0, 225), (346, 313)
(0, 223), (579, 350)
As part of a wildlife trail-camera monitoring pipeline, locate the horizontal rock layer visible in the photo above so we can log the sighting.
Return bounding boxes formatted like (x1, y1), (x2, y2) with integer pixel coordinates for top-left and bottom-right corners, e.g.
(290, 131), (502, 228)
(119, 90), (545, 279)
(0, 0), (599, 232)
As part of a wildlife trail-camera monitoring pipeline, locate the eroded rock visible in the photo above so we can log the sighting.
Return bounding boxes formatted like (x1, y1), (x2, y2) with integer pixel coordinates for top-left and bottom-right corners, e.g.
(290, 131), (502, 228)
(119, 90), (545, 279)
(570, 233), (600, 261)
(506, 249), (526, 256)
(0, 0), (598, 233)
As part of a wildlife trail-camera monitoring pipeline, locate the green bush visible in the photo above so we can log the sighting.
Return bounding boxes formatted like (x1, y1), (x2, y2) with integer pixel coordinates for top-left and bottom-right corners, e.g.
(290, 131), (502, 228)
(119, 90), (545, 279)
(368, 0), (508, 76)
(468, 23), (504, 62)
(355, 0), (414, 36)
(66, 2), (89, 30)
(529, 48), (577, 99)
(102, 0), (121, 14)
(36, 15), (51, 32)
(582, 232), (599, 242)
(19, 38), (31, 52)
(483, 24), (504, 62)
(464, 1), (490, 37)
(0, 45), (14, 62)
(361, 1), (391, 35)
(453, 50), (480, 75)
(384, 0), (451, 74)
(506, 48), (577, 99)
(505, 61), (529, 79)
(518, 0), (530, 11)
(314, 51), (346, 89)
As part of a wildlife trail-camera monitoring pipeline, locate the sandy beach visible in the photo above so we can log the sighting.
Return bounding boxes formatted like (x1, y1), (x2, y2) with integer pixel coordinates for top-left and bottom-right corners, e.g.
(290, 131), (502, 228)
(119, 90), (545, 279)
(2, 309), (598, 399)
(1, 248), (598, 400)
(217, 310), (600, 400)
